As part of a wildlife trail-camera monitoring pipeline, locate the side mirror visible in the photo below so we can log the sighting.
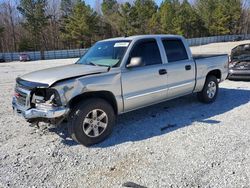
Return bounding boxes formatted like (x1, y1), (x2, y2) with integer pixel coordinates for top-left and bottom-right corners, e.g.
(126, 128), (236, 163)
(126, 57), (144, 68)
(244, 44), (250, 51)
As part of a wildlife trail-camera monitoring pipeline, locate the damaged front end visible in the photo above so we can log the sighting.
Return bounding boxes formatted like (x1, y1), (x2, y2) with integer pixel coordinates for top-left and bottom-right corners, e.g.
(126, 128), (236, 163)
(228, 43), (250, 80)
(12, 78), (69, 125)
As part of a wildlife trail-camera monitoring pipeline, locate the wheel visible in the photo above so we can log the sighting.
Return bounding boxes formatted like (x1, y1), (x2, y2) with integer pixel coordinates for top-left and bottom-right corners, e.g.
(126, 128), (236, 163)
(68, 98), (116, 146)
(197, 75), (218, 103)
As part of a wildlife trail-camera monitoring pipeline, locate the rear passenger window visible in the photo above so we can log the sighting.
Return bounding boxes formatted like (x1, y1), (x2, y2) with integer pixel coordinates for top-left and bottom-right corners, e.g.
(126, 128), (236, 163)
(162, 39), (188, 62)
(130, 39), (162, 66)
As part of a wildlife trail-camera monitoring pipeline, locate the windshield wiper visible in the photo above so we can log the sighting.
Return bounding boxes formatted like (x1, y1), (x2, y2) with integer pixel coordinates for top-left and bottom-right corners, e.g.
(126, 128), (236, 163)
(86, 61), (98, 66)
(86, 61), (112, 71)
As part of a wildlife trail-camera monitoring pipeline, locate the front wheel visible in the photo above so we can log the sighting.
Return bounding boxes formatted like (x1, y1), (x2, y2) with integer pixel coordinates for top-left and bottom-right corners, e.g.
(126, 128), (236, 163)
(197, 75), (218, 103)
(68, 98), (116, 146)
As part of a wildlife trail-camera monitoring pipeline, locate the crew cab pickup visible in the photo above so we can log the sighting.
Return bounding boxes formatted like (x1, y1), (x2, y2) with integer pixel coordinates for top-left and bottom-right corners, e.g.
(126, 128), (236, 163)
(12, 35), (228, 146)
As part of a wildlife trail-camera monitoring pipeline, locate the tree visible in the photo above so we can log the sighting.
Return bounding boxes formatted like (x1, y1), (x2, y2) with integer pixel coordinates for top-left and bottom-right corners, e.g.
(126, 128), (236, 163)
(220, 0), (241, 34)
(3, 2), (17, 51)
(0, 27), (4, 38)
(101, 0), (121, 36)
(45, 0), (62, 50)
(132, 0), (158, 34)
(0, 1), (19, 52)
(18, 37), (34, 51)
(119, 2), (136, 36)
(240, 1), (250, 34)
(17, 0), (49, 58)
(174, 0), (207, 37)
(148, 10), (161, 34)
(196, 0), (218, 35)
(61, 0), (77, 17)
(210, 2), (230, 35)
(102, 0), (117, 14)
(159, 0), (180, 34)
(61, 0), (99, 48)
(0, 26), (4, 52)
(196, 0), (242, 36)
(0, 0), (248, 53)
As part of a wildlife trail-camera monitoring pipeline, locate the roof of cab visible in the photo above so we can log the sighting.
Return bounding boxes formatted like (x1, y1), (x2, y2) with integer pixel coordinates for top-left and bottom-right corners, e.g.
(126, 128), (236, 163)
(100, 34), (183, 42)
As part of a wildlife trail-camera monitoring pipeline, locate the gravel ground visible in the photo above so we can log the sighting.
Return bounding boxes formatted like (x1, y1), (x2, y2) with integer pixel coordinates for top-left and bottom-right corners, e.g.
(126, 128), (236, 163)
(0, 41), (250, 188)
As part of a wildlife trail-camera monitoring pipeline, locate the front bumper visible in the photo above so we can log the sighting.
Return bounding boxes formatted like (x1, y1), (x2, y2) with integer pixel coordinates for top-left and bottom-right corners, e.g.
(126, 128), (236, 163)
(228, 69), (250, 80)
(12, 97), (69, 120)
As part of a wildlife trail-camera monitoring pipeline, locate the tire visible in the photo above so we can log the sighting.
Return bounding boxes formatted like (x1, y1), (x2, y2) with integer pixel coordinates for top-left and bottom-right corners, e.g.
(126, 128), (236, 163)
(197, 75), (218, 103)
(68, 98), (116, 146)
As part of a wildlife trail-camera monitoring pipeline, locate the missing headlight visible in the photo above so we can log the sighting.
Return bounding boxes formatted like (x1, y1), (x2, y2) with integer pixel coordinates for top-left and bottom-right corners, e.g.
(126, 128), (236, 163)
(31, 88), (61, 107)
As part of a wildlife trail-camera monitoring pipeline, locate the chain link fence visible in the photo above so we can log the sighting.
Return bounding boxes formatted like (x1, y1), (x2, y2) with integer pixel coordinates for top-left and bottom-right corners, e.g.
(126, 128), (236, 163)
(1, 34), (250, 62)
(0, 48), (88, 62)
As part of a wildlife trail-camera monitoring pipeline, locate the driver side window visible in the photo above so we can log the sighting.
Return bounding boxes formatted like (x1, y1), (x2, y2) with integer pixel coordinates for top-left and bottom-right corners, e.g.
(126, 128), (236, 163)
(130, 39), (162, 66)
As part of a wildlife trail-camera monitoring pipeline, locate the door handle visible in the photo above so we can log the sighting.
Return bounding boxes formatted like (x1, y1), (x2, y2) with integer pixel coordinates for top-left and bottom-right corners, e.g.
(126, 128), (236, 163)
(159, 69), (167, 75)
(185, 65), (191, 70)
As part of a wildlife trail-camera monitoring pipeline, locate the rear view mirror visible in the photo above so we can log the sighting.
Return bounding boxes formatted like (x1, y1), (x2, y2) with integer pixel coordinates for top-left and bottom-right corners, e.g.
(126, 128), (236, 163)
(126, 57), (144, 68)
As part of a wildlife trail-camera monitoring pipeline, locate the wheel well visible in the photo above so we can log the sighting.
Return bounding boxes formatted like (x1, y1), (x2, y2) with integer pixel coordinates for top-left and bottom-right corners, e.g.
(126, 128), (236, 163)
(68, 91), (118, 114)
(207, 69), (221, 80)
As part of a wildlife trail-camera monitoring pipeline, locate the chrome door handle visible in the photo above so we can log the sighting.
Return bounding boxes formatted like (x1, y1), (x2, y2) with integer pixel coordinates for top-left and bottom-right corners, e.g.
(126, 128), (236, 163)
(185, 65), (191, 70)
(159, 69), (167, 75)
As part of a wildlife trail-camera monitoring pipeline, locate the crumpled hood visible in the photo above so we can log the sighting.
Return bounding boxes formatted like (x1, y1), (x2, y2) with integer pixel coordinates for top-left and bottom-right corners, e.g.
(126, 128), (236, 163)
(20, 64), (109, 86)
(231, 43), (250, 61)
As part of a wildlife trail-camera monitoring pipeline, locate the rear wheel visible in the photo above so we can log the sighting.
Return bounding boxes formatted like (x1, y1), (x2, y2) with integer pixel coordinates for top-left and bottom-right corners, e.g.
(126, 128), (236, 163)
(197, 75), (218, 103)
(68, 98), (115, 146)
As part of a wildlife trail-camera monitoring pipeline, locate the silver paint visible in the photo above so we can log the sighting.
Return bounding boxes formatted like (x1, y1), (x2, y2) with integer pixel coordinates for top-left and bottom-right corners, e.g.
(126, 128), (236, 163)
(13, 35), (229, 121)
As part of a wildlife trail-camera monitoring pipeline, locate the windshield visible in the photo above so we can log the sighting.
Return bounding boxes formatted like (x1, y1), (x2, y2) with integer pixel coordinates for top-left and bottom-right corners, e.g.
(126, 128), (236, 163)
(76, 40), (131, 67)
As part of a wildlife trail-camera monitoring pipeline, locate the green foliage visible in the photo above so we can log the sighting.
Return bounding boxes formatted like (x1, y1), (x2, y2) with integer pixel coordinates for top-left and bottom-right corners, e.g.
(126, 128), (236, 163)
(119, 2), (135, 36)
(148, 12), (161, 34)
(60, 0), (99, 48)
(159, 0), (180, 34)
(175, 0), (207, 37)
(158, 0), (206, 37)
(10, 0), (246, 52)
(0, 26), (4, 37)
(102, 0), (118, 16)
(101, 0), (121, 36)
(61, 0), (78, 17)
(60, 0), (243, 46)
(17, 0), (49, 50)
(102, 0), (157, 36)
(132, 0), (158, 34)
(18, 37), (35, 52)
(196, 0), (242, 35)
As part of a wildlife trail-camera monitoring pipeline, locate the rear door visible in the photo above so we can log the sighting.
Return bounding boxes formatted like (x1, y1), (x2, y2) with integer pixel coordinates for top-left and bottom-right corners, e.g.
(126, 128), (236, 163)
(121, 39), (168, 112)
(162, 38), (196, 98)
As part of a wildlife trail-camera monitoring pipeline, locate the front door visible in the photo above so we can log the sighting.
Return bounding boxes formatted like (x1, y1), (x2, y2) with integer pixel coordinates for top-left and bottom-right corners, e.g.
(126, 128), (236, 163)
(121, 39), (168, 112)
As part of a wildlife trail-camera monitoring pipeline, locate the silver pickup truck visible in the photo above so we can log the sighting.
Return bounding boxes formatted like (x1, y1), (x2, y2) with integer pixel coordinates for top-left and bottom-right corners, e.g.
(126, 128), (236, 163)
(12, 35), (228, 146)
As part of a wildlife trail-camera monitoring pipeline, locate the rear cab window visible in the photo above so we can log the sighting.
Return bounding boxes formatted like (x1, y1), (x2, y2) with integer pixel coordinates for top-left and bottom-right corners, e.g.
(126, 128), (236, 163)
(162, 39), (189, 63)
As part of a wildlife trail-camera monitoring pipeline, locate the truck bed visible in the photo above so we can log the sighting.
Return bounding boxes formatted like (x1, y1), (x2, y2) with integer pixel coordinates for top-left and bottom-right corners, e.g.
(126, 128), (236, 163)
(192, 53), (229, 92)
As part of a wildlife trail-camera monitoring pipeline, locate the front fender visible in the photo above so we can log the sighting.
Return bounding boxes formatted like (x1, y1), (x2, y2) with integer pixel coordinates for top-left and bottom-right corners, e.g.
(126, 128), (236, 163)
(52, 70), (124, 113)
